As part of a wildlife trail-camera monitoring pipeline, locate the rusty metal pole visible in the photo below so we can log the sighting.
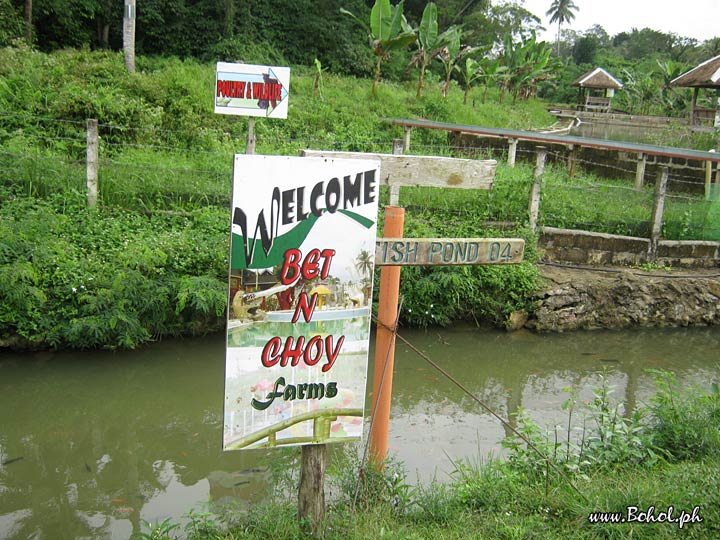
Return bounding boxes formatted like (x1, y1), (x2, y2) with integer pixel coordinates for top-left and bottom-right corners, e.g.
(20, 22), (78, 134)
(369, 206), (404, 466)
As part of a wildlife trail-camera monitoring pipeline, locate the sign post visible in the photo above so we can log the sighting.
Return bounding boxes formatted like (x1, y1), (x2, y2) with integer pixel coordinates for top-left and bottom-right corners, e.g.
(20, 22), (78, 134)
(214, 62), (290, 153)
(368, 235), (525, 465)
(222, 155), (380, 534)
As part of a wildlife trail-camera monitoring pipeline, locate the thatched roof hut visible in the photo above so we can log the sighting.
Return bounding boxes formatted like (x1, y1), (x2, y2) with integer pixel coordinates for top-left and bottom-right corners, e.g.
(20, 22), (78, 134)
(671, 55), (720, 126)
(571, 67), (624, 90)
(671, 55), (720, 88)
(571, 67), (623, 112)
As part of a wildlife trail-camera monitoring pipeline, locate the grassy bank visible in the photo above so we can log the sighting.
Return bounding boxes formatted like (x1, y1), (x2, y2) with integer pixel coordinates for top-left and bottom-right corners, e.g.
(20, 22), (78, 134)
(138, 372), (720, 540)
(1, 47), (718, 349)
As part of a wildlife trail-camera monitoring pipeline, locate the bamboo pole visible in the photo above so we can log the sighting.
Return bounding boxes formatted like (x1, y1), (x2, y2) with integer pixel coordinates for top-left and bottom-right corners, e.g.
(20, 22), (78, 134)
(369, 206), (404, 466)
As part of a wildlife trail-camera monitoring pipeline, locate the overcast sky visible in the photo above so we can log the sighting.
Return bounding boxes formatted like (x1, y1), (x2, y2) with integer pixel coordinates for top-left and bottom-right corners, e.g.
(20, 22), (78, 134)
(520, 0), (719, 43)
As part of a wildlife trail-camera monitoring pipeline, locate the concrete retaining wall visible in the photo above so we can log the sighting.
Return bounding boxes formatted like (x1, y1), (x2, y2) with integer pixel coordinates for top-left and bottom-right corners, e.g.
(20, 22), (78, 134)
(539, 227), (720, 268)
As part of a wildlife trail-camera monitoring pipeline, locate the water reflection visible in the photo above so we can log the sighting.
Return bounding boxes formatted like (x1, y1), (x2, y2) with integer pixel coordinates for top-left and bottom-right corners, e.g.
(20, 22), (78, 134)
(0, 326), (718, 538)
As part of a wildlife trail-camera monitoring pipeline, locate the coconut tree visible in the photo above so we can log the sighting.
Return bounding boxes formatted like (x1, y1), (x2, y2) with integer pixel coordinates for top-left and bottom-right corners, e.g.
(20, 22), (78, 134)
(546, 0), (578, 56)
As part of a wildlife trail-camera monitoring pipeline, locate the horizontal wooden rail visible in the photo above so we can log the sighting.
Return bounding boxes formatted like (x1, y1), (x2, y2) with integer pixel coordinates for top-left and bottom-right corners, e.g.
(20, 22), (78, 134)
(385, 118), (720, 163)
(300, 149), (495, 190)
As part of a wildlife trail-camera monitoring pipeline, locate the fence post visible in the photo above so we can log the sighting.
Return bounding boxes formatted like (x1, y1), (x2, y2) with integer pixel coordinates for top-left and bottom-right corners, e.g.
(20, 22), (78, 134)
(567, 145), (576, 178)
(86, 119), (99, 208)
(389, 139), (404, 206)
(650, 166), (669, 257)
(369, 206), (404, 466)
(507, 138), (518, 168)
(635, 152), (646, 191)
(246, 117), (256, 154)
(706, 160), (713, 200)
(528, 147), (546, 233)
(123, 0), (136, 73)
(403, 126), (412, 153)
(298, 444), (327, 536)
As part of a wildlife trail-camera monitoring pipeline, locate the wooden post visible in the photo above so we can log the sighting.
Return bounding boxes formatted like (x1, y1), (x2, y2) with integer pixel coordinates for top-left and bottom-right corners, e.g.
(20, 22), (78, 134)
(635, 152), (646, 191)
(86, 119), (98, 208)
(246, 117), (256, 154)
(507, 138), (518, 168)
(650, 166), (669, 257)
(389, 140), (403, 206)
(567, 145), (576, 178)
(123, 0), (136, 73)
(528, 147), (546, 233)
(298, 444), (326, 537)
(706, 159), (713, 200)
(369, 206), (404, 466)
(403, 126), (412, 153)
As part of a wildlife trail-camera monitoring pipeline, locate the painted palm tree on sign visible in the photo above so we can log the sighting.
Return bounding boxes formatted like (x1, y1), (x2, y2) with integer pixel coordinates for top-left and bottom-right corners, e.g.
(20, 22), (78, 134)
(546, 0), (578, 56)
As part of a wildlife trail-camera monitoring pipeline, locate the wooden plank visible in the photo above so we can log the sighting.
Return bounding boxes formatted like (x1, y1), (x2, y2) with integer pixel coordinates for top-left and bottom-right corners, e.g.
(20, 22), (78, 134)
(301, 149), (495, 190)
(375, 238), (524, 266)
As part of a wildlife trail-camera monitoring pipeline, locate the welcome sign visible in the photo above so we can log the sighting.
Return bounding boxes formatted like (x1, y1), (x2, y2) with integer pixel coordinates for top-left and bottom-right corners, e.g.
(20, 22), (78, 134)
(223, 155), (380, 450)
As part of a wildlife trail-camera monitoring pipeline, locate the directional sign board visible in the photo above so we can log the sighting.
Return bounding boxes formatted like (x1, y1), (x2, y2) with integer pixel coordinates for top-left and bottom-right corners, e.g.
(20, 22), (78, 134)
(375, 238), (525, 266)
(215, 62), (290, 119)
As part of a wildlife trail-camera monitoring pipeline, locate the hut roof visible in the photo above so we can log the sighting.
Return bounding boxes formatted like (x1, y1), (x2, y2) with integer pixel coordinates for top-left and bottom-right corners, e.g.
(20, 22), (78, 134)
(670, 54), (720, 88)
(571, 67), (623, 89)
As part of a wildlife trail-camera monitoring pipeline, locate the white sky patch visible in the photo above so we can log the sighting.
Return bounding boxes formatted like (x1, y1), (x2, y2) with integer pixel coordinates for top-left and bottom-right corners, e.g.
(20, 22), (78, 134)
(520, 0), (719, 43)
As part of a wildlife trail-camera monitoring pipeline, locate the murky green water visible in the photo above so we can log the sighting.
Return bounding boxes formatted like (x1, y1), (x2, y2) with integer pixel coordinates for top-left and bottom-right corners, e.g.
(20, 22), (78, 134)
(1, 326), (719, 539)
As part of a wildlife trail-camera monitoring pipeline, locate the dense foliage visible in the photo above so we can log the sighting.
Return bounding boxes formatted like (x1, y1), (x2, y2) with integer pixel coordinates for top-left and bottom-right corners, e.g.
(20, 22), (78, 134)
(0, 187), (228, 349)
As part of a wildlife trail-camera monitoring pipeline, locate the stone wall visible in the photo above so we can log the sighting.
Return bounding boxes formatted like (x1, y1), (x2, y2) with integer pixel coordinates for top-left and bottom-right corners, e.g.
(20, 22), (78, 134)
(528, 268), (720, 332)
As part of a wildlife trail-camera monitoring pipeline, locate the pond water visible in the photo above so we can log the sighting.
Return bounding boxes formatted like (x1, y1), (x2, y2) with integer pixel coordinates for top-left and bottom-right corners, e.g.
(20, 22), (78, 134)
(1, 325), (719, 539)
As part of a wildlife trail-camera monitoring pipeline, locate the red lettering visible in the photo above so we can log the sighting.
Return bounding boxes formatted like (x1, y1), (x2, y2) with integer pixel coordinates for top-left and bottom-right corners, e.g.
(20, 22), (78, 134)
(291, 292), (318, 323)
(261, 336), (282, 367)
(319, 249), (335, 279)
(304, 335), (324, 366)
(323, 335), (344, 372)
(280, 249), (302, 284)
(280, 336), (305, 367)
(280, 248), (335, 284)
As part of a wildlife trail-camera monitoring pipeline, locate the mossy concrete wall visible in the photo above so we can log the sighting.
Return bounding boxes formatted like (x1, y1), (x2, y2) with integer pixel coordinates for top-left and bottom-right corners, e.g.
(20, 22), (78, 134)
(539, 227), (720, 268)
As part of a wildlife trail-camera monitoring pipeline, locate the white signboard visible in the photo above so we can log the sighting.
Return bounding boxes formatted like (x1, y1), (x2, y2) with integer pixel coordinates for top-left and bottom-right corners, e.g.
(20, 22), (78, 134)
(223, 155), (380, 450)
(215, 62), (290, 119)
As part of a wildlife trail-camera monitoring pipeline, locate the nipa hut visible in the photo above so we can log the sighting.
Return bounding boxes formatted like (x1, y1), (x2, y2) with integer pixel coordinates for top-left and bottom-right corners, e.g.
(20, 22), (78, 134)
(571, 67), (623, 113)
(670, 54), (720, 126)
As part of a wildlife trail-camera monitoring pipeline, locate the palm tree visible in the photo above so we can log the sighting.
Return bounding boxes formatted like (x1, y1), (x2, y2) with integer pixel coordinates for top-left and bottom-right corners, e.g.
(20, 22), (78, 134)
(546, 0), (578, 56)
(354, 249), (373, 278)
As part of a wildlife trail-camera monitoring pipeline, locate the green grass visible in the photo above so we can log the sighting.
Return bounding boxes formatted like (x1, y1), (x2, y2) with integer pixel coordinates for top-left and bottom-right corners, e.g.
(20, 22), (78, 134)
(135, 373), (720, 540)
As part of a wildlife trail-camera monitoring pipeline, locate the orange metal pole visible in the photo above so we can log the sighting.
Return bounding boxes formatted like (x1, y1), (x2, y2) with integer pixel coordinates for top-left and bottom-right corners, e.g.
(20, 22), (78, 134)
(369, 206), (404, 466)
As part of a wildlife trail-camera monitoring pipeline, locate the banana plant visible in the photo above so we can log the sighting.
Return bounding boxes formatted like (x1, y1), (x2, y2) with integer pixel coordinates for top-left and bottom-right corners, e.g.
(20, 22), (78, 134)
(409, 3), (460, 98)
(455, 57), (483, 105)
(435, 27), (472, 98)
(341, 0), (416, 97)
